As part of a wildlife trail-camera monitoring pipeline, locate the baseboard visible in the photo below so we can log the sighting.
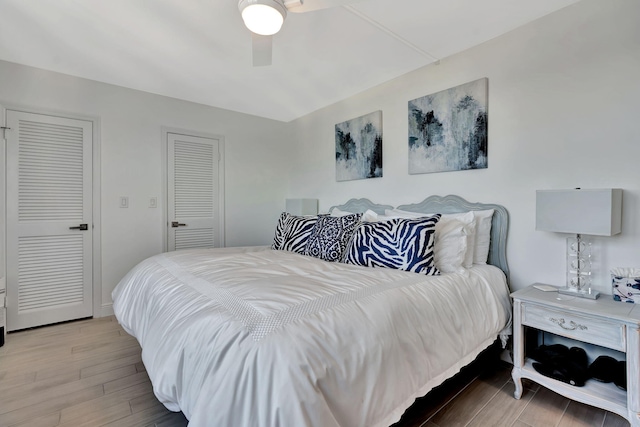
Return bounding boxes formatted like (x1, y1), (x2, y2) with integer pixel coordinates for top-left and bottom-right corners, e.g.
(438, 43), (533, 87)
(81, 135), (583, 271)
(99, 303), (114, 317)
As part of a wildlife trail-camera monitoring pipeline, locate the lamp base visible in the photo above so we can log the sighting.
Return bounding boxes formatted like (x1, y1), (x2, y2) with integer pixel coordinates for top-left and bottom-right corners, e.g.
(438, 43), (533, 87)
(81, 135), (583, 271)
(557, 287), (600, 300)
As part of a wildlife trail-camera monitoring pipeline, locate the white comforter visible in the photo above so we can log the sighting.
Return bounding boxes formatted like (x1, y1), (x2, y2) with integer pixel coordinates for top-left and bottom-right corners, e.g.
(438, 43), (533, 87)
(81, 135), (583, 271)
(113, 246), (511, 427)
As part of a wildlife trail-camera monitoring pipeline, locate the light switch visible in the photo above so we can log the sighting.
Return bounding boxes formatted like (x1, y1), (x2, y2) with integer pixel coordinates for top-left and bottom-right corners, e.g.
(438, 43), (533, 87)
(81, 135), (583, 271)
(120, 196), (129, 208)
(149, 197), (157, 208)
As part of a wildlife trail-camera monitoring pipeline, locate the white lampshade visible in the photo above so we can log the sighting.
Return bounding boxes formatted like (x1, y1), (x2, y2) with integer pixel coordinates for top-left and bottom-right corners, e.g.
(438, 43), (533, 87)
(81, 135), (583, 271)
(536, 189), (622, 236)
(239, 0), (287, 36)
(286, 199), (318, 216)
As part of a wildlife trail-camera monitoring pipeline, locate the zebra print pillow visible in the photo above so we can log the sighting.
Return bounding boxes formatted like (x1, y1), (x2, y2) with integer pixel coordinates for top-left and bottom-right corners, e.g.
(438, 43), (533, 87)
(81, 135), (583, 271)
(304, 213), (362, 262)
(271, 212), (318, 254)
(343, 215), (441, 275)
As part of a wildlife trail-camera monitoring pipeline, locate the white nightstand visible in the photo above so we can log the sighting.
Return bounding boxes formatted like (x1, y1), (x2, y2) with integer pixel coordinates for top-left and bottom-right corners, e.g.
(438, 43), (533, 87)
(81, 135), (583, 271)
(511, 284), (640, 426)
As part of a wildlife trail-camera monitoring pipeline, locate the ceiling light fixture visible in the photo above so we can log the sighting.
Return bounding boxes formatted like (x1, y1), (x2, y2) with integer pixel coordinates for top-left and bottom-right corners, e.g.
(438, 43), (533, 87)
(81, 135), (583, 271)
(238, 0), (288, 36)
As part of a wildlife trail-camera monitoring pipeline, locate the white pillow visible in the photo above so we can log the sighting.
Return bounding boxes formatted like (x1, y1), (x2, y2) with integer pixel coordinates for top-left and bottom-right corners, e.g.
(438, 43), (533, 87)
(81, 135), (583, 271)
(433, 218), (468, 273)
(361, 209), (380, 222)
(442, 212), (476, 268)
(330, 207), (352, 217)
(331, 207), (378, 222)
(373, 214), (396, 223)
(384, 208), (426, 219)
(472, 209), (494, 264)
(386, 209), (476, 268)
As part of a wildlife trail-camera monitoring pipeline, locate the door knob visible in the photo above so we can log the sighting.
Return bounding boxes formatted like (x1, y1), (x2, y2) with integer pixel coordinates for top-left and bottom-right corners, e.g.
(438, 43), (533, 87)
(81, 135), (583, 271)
(171, 221), (187, 228)
(69, 224), (88, 230)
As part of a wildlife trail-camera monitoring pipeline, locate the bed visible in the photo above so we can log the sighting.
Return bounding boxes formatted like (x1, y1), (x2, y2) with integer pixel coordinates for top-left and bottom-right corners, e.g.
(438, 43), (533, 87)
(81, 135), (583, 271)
(112, 195), (512, 426)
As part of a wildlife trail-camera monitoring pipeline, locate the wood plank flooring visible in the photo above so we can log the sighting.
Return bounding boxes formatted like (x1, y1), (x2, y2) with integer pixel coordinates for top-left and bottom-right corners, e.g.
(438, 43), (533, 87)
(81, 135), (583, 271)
(0, 316), (631, 426)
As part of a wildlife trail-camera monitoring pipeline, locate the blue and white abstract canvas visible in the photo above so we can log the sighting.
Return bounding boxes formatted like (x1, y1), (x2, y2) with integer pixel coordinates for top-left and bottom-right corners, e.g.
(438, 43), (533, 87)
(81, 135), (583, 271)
(336, 110), (383, 181)
(408, 78), (488, 174)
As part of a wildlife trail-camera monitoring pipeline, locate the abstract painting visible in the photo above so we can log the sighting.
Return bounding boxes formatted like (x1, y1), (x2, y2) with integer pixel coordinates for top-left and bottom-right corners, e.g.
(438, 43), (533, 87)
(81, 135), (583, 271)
(408, 78), (488, 174)
(336, 111), (383, 181)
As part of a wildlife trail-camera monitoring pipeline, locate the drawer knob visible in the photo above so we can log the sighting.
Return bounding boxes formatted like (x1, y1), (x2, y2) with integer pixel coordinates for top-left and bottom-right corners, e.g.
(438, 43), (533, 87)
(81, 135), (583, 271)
(550, 317), (588, 331)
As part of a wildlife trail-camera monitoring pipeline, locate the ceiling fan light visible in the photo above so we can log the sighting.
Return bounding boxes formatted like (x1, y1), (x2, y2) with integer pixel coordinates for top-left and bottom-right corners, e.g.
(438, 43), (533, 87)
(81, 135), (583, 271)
(239, 1), (287, 36)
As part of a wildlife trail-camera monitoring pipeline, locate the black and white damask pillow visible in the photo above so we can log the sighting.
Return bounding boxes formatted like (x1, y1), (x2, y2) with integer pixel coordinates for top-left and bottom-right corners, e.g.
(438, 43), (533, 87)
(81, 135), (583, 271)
(304, 213), (362, 262)
(343, 215), (441, 275)
(271, 212), (318, 254)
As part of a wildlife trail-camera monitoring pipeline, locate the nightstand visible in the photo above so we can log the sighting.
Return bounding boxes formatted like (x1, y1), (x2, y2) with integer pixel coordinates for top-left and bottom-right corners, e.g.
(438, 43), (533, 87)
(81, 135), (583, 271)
(511, 284), (640, 426)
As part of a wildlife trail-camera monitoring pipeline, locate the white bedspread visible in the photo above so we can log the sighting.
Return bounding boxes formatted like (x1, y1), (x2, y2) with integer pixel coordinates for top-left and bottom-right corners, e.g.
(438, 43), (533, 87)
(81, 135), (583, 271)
(113, 246), (511, 427)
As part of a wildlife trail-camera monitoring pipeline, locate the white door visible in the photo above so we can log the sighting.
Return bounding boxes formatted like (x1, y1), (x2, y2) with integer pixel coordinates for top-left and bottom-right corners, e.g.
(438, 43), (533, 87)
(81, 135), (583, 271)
(167, 133), (221, 251)
(6, 110), (93, 331)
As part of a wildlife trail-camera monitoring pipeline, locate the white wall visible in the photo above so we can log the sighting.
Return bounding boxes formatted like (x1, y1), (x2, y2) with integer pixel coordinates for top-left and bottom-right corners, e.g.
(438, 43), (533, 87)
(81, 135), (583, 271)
(287, 0), (640, 293)
(0, 60), (291, 314)
(1, 0), (638, 318)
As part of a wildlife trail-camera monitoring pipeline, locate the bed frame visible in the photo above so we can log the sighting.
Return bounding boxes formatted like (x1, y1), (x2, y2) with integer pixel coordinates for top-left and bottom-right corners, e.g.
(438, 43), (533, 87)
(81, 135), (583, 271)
(330, 195), (510, 285)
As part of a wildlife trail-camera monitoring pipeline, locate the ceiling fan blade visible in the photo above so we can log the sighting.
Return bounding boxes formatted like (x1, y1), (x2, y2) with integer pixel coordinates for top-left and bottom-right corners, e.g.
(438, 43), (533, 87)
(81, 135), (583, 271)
(252, 33), (273, 67)
(285, 0), (365, 13)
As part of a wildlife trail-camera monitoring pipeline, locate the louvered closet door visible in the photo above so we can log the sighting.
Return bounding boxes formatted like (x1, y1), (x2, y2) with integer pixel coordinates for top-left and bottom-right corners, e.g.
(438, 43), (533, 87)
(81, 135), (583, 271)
(167, 133), (220, 251)
(6, 110), (93, 331)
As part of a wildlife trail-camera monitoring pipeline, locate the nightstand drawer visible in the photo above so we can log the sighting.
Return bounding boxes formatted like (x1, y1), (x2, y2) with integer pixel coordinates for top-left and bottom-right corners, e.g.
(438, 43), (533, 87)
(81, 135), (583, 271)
(522, 303), (626, 351)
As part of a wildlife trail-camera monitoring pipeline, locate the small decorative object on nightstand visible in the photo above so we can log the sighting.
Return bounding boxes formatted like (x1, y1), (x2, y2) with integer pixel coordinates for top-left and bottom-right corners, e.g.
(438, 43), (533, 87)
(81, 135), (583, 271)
(511, 285), (640, 426)
(536, 188), (623, 299)
(612, 268), (640, 303)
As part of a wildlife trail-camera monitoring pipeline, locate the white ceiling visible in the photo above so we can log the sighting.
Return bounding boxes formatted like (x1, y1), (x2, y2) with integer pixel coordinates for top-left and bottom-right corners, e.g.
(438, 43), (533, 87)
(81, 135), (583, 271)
(0, 0), (581, 122)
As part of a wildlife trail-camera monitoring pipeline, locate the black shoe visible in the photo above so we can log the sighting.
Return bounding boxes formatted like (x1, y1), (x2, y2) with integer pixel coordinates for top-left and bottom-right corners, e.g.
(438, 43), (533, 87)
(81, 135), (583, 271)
(529, 344), (569, 364)
(614, 360), (627, 390)
(566, 347), (589, 386)
(588, 355), (618, 383)
(532, 346), (588, 387)
(533, 360), (570, 384)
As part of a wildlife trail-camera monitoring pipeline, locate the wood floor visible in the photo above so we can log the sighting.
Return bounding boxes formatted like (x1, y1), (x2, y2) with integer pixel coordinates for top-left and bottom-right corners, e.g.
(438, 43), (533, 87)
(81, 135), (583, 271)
(0, 316), (631, 427)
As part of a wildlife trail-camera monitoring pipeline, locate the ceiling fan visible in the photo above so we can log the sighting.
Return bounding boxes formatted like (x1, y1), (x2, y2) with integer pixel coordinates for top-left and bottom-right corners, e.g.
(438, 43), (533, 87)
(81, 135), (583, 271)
(238, 0), (361, 66)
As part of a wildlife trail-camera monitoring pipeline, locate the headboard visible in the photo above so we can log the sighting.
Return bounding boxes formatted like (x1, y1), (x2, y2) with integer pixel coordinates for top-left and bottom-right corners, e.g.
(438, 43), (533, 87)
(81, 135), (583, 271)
(330, 195), (510, 284)
(330, 198), (394, 215)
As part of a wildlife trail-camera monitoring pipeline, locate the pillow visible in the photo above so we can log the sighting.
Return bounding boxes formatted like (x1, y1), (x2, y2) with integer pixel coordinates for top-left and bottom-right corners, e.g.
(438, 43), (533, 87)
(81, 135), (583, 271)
(271, 212), (318, 254)
(361, 209), (381, 222)
(331, 207), (379, 222)
(304, 213), (362, 262)
(343, 215), (441, 275)
(472, 209), (495, 264)
(329, 207), (353, 217)
(384, 208), (427, 219)
(271, 212), (290, 250)
(433, 218), (469, 274)
(386, 209), (476, 269)
(439, 211), (476, 268)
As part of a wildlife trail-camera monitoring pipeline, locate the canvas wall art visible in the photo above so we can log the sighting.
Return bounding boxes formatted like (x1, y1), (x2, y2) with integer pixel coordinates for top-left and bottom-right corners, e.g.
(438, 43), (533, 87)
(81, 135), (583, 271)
(408, 78), (488, 174)
(335, 110), (383, 181)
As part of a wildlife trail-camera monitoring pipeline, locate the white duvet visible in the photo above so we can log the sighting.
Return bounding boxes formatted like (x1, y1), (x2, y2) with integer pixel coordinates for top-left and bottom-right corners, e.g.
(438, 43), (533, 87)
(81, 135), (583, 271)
(113, 246), (511, 427)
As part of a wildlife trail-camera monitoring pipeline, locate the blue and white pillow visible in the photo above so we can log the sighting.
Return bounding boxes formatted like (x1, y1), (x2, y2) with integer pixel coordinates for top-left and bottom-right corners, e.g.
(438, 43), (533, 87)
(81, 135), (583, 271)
(343, 215), (441, 275)
(304, 213), (362, 262)
(271, 212), (318, 254)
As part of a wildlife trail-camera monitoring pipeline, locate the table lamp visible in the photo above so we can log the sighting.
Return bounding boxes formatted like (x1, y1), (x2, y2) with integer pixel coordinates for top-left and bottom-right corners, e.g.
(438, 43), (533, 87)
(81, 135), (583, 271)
(285, 199), (318, 216)
(536, 188), (622, 299)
